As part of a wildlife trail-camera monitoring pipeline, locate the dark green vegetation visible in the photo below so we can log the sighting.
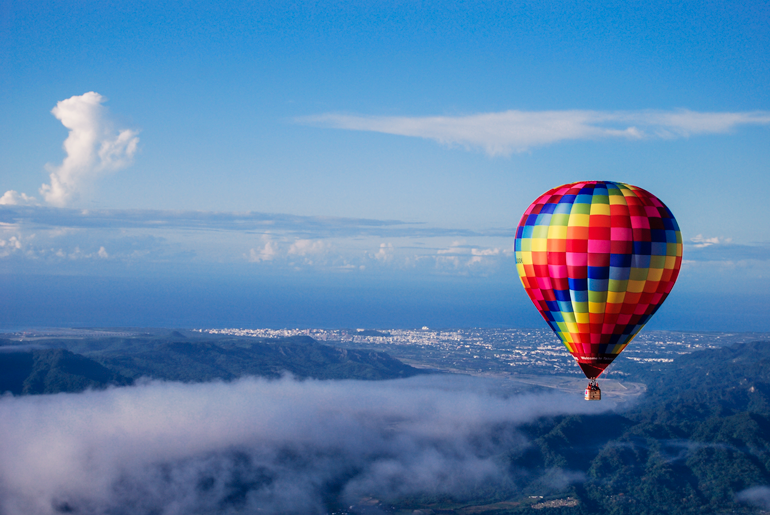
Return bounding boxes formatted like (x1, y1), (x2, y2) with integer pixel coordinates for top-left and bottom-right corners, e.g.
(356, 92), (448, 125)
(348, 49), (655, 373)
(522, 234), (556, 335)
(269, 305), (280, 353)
(0, 347), (130, 395)
(0, 330), (423, 393)
(386, 341), (770, 514)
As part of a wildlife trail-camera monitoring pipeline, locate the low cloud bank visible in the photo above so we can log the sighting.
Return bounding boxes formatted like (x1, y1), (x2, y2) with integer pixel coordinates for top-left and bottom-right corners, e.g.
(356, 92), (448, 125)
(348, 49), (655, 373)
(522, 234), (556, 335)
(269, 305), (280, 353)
(0, 375), (605, 514)
(0, 205), (513, 275)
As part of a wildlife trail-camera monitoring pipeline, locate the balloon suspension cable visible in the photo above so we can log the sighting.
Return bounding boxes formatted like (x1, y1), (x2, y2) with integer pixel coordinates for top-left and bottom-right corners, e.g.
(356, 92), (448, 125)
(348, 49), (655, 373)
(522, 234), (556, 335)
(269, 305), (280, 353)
(588, 378), (599, 389)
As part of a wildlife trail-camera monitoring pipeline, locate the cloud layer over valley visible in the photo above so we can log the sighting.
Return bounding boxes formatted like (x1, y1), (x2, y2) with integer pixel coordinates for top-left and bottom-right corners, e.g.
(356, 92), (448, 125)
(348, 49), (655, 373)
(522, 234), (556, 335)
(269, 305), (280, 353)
(0, 375), (606, 515)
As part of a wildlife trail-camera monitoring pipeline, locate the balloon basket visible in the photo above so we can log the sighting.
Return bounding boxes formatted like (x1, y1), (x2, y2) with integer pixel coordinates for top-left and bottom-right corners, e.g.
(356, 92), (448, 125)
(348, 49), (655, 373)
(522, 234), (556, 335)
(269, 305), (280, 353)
(584, 381), (601, 401)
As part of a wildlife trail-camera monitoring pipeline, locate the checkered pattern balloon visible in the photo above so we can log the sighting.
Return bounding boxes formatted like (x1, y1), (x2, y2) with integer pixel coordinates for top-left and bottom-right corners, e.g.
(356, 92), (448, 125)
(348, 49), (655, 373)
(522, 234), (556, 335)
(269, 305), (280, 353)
(514, 181), (682, 379)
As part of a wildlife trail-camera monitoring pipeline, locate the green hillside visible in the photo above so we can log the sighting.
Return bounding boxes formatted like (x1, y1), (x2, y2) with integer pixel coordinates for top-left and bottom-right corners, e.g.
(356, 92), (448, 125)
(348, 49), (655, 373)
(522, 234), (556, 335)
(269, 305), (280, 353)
(0, 348), (130, 395)
(501, 341), (770, 514)
(94, 335), (423, 382)
(0, 333), (424, 395)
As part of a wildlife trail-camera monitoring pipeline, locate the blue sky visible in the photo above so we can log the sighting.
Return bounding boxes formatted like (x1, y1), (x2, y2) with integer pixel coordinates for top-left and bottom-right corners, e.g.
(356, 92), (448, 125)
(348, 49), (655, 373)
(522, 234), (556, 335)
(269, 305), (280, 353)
(2, 1), (770, 329)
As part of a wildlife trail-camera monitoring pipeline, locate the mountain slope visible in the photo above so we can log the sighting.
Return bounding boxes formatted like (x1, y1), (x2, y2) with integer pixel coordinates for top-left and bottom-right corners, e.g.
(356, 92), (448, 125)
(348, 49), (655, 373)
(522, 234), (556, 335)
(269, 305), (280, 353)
(0, 349), (131, 395)
(502, 341), (770, 514)
(0, 334), (425, 395)
(95, 335), (423, 382)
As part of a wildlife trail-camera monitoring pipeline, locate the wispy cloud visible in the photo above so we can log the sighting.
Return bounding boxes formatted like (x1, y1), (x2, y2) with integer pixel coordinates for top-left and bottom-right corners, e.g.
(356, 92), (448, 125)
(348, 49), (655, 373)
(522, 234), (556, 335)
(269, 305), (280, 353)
(0, 205), (495, 239)
(737, 486), (770, 510)
(298, 109), (770, 156)
(0, 375), (604, 515)
(685, 241), (770, 262)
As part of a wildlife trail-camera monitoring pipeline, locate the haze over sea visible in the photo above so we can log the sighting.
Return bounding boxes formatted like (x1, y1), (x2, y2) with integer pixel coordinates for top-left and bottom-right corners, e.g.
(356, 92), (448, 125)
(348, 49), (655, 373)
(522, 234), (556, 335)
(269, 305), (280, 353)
(2, 272), (765, 333)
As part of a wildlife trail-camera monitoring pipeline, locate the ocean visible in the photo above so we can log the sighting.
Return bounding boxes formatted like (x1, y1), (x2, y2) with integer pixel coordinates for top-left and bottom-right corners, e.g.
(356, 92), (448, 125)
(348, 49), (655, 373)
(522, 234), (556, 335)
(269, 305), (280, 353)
(1, 272), (767, 332)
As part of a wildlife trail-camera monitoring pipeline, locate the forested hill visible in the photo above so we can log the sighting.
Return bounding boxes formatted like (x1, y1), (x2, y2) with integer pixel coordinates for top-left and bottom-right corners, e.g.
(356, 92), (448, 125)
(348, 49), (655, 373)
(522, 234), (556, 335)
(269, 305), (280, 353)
(0, 332), (425, 395)
(637, 340), (770, 416)
(504, 340), (770, 515)
(95, 335), (422, 382)
(0, 348), (131, 395)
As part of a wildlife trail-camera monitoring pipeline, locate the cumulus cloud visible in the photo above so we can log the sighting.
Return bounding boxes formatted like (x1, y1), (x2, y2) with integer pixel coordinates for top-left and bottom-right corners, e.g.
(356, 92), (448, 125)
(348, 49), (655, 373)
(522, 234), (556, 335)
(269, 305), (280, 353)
(372, 242), (393, 262)
(471, 248), (501, 257)
(248, 236), (280, 262)
(690, 234), (733, 248)
(248, 242), (278, 262)
(299, 109), (770, 156)
(0, 235), (23, 257)
(0, 205), (513, 276)
(35, 92), (139, 206)
(469, 247), (502, 265)
(288, 239), (327, 256)
(437, 240), (467, 255)
(0, 224), (115, 263)
(0, 375), (604, 515)
(0, 191), (38, 206)
(435, 242), (506, 267)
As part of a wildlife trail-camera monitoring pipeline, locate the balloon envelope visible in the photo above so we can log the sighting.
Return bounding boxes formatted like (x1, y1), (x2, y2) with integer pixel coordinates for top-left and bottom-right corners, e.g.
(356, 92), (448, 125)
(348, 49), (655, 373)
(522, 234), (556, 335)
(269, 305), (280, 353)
(514, 181), (682, 379)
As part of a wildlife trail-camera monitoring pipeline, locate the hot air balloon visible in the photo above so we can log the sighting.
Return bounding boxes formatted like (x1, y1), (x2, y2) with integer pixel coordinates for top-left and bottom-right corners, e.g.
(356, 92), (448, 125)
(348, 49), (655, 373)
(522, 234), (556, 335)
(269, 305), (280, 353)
(514, 181), (682, 400)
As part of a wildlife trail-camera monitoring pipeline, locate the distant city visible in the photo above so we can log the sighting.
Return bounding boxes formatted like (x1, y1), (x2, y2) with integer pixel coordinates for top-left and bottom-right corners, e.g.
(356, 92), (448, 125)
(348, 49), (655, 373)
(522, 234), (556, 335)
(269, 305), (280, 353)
(10, 326), (766, 381)
(200, 327), (769, 378)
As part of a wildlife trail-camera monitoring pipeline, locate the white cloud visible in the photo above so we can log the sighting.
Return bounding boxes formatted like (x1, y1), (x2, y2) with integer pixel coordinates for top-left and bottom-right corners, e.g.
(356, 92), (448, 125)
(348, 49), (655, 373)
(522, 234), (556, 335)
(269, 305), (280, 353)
(248, 237), (280, 262)
(471, 248), (500, 257)
(36, 92), (139, 206)
(469, 247), (502, 266)
(434, 243), (506, 267)
(0, 236), (23, 257)
(299, 109), (770, 156)
(0, 230), (114, 261)
(436, 255), (462, 269)
(0, 190), (38, 206)
(0, 375), (603, 515)
(437, 240), (467, 255)
(372, 242), (393, 262)
(737, 486), (770, 510)
(690, 234), (733, 248)
(288, 239), (327, 256)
